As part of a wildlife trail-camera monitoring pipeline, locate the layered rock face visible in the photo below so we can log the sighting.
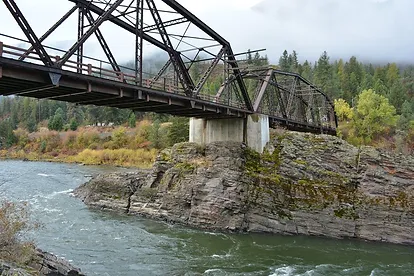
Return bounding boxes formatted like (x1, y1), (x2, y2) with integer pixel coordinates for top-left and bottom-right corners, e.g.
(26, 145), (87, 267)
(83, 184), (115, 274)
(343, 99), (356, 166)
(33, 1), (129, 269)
(0, 249), (84, 276)
(75, 131), (414, 245)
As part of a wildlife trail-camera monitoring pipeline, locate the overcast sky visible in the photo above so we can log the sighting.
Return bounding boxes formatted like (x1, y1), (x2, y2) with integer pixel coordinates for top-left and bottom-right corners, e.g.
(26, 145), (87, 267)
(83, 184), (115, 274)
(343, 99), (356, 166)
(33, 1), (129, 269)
(0, 0), (413, 65)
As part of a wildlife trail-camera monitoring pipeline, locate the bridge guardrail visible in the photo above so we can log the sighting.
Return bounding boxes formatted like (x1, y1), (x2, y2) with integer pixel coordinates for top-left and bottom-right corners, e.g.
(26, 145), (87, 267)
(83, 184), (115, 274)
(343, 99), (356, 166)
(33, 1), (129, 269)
(0, 40), (248, 110)
(0, 41), (185, 95)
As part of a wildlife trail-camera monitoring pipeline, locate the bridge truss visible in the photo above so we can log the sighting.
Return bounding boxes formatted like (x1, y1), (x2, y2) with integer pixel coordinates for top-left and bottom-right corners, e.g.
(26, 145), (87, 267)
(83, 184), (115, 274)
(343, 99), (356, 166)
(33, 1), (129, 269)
(0, 0), (337, 134)
(223, 68), (338, 134)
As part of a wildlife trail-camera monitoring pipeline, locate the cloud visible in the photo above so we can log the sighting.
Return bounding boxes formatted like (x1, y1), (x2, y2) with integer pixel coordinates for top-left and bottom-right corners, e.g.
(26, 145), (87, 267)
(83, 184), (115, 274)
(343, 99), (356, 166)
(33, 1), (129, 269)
(243, 0), (414, 63)
(0, 0), (413, 65)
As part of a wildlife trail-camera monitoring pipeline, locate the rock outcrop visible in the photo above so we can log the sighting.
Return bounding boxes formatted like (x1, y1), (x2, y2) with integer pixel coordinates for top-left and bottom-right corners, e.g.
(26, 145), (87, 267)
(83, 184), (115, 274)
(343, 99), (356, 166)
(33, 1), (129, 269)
(0, 249), (84, 276)
(35, 249), (85, 276)
(75, 131), (414, 245)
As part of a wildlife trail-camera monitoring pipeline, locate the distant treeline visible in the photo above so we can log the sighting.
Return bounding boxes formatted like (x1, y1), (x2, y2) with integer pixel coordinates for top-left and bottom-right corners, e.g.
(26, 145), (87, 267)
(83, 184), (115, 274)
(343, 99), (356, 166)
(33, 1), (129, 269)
(279, 50), (414, 113)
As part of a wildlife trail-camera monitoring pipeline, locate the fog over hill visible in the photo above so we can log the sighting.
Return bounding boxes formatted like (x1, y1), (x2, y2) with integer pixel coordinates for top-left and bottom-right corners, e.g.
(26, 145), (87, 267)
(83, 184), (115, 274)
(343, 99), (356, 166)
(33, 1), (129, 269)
(245, 0), (414, 63)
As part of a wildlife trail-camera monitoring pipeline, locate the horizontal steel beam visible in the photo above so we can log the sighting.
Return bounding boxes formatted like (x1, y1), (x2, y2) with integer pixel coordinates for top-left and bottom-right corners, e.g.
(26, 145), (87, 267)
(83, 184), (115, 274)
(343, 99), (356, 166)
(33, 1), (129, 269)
(142, 17), (188, 32)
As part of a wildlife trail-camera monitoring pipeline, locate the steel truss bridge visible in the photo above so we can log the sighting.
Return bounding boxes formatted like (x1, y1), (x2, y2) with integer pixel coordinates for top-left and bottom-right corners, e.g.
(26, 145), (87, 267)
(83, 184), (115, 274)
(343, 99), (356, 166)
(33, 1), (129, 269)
(0, 0), (337, 135)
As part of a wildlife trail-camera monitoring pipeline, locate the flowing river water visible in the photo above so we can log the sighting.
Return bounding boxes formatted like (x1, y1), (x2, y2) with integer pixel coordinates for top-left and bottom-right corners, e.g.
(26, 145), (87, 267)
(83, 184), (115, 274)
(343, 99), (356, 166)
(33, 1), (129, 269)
(0, 160), (413, 276)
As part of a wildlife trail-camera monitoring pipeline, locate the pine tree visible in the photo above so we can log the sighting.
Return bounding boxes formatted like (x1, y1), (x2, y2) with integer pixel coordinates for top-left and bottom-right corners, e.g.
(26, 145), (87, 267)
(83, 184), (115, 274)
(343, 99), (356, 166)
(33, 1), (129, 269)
(167, 117), (189, 146)
(247, 49), (253, 64)
(314, 51), (333, 97)
(290, 50), (299, 73)
(279, 50), (290, 71)
(301, 60), (313, 81)
(69, 118), (78, 131)
(386, 63), (400, 87)
(128, 112), (136, 128)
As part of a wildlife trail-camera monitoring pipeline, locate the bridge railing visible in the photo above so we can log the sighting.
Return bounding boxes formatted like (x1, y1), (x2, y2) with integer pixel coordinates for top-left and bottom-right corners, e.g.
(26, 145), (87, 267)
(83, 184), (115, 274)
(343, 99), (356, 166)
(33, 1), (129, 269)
(0, 41), (185, 95)
(197, 93), (245, 109)
(1, 40), (250, 110)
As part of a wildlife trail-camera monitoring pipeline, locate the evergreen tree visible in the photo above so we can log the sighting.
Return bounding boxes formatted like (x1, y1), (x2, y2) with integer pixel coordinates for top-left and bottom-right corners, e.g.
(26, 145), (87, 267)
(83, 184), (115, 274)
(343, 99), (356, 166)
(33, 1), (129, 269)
(279, 50), (290, 71)
(246, 49), (253, 64)
(301, 60), (313, 81)
(167, 117), (189, 146)
(0, 120), (17, 148)
(388, 81), (407, 112)
(289, 50), (299, 73)
(386, 63), (400, 87)
(314, 51), (334, 97)
(149, 120), (162, 149)
(48, 109), (64, 131)
(69, 118), (78, 131)
(397, 100), (414, 131)
(128, 112), (136, 128)
(253, 52), (262, 66)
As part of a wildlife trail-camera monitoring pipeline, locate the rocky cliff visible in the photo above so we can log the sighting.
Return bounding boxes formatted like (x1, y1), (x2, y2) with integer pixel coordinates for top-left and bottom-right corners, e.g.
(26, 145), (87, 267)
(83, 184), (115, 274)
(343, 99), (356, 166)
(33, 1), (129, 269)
(75, 131), (414, 245)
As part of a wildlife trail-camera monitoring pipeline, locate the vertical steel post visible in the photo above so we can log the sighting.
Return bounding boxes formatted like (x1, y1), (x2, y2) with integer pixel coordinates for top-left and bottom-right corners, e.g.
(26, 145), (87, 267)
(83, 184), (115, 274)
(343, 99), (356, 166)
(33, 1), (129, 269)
(135, 0), (144, 86)
(77, 6), (85, 73)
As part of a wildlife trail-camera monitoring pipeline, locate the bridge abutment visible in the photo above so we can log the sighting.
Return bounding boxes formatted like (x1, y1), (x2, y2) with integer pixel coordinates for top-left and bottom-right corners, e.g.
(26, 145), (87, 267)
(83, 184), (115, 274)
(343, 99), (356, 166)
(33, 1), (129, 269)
(189, 114), (270, 153)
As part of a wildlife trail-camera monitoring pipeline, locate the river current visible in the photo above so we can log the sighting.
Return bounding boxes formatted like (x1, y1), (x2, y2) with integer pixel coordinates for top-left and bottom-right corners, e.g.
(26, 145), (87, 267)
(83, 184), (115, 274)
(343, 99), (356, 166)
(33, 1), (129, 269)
(0, 160), (413, 276)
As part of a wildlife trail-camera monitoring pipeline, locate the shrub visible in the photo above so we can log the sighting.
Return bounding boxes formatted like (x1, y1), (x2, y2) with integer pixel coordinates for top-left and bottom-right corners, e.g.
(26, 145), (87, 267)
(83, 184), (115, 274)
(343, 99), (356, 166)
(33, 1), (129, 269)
(75, 130), (101, 149)
(88, 142), (100, 150)
(38, 132), (61, 152)
(0, 201), (38, 266)
(14, 128), (30, 149)
(39, 140), (47, 153)
(130, 120), (151, 149)
(62, 132), (77, 150)
(112, 127), (128, 149)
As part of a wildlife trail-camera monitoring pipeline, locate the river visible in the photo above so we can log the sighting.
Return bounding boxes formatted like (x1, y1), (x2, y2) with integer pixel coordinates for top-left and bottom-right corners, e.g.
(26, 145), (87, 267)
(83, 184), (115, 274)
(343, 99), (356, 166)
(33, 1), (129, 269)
(0, 160), (413, 276)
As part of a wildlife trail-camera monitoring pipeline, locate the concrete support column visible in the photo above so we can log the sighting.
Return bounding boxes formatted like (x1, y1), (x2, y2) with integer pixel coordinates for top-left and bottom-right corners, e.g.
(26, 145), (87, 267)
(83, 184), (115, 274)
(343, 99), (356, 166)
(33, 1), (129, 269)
(189, 114), (270, 153)
(245, 114), (270, 153)
(189, 118), (205, 144)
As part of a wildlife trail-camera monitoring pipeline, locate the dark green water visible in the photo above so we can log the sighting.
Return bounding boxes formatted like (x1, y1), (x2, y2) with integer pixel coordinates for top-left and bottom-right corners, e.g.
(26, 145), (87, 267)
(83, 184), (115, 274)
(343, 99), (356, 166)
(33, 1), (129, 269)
(0, 160), (413, 275)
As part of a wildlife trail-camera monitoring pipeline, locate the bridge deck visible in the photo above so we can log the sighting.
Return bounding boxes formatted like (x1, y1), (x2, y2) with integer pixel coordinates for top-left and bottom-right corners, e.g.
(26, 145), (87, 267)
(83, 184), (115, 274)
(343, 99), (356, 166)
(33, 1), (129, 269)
(0, 56), (249, 119)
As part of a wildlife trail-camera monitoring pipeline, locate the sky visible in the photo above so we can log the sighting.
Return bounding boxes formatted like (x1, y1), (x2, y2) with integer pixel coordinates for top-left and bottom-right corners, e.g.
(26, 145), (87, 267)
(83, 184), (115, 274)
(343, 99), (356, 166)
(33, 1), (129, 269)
(0, 0), (413, 65)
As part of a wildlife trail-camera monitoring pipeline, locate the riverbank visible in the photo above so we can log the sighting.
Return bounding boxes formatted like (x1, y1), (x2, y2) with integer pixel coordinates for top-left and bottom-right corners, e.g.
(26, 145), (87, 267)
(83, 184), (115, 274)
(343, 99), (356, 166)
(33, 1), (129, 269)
(0, 125), (158, 168)
(75, 130), (414, 246)
(0, 148), (156, 168)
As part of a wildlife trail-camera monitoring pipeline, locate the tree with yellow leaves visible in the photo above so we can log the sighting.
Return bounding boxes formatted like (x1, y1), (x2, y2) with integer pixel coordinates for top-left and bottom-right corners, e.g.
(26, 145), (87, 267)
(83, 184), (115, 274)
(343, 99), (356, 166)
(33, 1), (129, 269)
(352, 89), (399, 143)
(334, 98), (353, 122)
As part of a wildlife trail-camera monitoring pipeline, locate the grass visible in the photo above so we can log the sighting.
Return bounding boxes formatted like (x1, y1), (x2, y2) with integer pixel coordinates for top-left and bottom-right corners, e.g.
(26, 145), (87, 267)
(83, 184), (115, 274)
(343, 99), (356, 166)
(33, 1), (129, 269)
(68, 148), (157, 168)
(0, 124), (159, 168)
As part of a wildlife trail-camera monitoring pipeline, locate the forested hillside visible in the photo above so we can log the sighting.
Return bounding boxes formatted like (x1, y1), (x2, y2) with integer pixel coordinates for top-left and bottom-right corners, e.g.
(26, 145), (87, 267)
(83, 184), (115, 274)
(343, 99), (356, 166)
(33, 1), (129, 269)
(278, 50), (414, 152)
(0, 50), (413, 157)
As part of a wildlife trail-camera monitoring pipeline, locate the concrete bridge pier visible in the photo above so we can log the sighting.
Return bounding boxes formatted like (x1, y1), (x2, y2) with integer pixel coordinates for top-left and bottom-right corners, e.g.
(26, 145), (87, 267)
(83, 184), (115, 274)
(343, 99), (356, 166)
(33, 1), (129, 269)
(189, 114), (270, 153)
